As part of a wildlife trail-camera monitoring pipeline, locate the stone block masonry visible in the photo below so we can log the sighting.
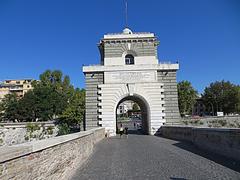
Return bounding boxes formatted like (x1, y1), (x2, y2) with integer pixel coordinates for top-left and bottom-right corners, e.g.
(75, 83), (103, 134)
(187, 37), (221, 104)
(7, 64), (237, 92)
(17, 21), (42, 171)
(85, 73), (104, 129)
(0, 122), (58, 146)
(157, 70), (180, 124)
(160, 126), (240, 161)
(0, 127), (105, 180)
(84, 28), (181, 135)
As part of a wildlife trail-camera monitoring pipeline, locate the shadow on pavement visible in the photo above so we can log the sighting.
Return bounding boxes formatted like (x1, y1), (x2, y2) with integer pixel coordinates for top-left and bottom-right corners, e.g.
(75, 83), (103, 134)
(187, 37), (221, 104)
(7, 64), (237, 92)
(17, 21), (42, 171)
(128, 129), (147, 135)
(173, 141), (240, 173)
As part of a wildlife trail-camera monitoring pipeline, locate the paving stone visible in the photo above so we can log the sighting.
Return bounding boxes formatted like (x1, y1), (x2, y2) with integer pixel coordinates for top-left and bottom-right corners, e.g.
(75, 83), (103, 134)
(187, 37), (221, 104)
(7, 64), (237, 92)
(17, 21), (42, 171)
(71, 134), (240, 180)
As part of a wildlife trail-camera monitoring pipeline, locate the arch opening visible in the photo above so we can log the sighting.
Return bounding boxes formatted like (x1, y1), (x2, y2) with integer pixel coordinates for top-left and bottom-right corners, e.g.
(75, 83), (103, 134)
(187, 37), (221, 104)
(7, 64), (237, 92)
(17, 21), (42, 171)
(115, 95), (150, 135)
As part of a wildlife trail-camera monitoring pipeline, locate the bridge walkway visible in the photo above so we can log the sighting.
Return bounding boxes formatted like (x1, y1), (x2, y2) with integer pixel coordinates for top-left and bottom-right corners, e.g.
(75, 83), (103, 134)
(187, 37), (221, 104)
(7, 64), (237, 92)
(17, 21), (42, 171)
(71, 133), (240, 180)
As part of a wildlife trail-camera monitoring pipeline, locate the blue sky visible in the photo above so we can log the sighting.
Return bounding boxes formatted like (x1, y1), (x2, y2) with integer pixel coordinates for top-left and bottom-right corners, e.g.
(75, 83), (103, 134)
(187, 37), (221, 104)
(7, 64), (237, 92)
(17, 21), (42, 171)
(0, 0), (239, 93)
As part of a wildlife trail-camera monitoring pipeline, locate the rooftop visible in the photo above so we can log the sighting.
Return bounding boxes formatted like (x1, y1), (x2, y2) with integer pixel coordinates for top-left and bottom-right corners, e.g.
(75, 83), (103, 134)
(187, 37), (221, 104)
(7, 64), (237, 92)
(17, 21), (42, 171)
(103, 28), (155, 40)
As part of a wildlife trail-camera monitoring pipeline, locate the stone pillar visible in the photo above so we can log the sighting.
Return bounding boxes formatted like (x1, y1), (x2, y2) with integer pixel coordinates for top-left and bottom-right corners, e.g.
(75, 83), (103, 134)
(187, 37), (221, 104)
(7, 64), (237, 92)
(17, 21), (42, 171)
(157, 70), (180, 124)
(85, 72), (104, 130)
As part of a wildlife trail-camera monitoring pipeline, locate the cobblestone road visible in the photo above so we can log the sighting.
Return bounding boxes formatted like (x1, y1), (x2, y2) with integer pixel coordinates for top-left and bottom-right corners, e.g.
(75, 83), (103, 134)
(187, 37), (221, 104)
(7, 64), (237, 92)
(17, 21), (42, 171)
(71, 134), (240, 180)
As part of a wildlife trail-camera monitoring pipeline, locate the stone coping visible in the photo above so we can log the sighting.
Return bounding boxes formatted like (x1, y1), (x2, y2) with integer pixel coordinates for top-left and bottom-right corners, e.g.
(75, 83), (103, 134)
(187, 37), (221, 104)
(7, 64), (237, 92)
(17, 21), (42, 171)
(83, 64), (179, 72)
(0, 121), (55, 128)
(162, 125), (240, 132)
(0, 127), (104, 163)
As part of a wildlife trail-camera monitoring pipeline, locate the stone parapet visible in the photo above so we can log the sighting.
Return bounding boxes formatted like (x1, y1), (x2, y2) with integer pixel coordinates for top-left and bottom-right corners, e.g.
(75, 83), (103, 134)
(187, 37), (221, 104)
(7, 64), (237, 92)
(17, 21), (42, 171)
(160, 126), (240, 161)
(0, 128), (105, 180)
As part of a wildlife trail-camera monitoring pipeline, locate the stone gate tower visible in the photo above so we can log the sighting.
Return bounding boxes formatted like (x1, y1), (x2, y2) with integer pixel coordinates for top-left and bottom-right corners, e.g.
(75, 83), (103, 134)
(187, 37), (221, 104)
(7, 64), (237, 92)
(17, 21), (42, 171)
(83, 28), (180, 136)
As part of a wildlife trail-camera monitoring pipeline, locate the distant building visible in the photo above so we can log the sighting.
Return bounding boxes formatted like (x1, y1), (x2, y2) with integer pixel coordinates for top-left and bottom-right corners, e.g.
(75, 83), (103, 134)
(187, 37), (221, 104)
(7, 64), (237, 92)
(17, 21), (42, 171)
(117, 101), (134, 115)
(0, 79), (34, 100)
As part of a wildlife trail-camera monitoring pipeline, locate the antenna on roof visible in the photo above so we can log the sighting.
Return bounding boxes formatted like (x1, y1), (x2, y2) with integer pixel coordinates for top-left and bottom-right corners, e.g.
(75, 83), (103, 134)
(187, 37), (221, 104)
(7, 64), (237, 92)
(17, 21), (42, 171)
(125, 0), (128, 28)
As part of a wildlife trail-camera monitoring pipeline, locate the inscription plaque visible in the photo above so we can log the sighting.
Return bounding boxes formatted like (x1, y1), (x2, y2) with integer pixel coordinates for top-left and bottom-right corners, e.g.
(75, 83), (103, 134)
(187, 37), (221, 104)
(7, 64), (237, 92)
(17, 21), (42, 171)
(105, 71), (156, 83)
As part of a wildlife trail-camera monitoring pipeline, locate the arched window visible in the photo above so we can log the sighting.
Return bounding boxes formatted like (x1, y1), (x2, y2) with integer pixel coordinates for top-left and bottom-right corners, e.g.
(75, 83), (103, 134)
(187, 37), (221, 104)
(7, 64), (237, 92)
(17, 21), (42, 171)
(125, 54), (134, 65)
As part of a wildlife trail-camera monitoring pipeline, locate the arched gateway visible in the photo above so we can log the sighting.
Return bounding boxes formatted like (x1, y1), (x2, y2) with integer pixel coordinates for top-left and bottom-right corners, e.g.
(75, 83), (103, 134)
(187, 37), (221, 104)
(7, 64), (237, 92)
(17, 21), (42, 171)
(83, 28), (180, 136)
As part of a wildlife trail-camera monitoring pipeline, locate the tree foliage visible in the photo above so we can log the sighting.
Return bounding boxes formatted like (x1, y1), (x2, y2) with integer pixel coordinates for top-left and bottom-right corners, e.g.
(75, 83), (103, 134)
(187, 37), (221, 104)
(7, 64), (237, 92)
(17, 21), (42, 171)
(0, 70), (85, 128)
(0, 93), (19, 121)
(60, 88), (85, 126)
(202, 80), (240, 115)
(132, 103), (140, 111)
(178, 81), (198, 116)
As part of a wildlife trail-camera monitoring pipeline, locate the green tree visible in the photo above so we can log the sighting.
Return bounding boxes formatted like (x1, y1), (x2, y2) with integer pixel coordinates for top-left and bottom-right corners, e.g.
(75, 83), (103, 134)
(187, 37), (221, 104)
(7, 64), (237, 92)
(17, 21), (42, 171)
(60, 88), (85, 126)
(1, 93), (19, 122)
(29, 70), (74, 121)
(237, 86), (240, 113)
(132, 103), (140, 111)
(202, 80), (239, 115)
(177, 81), (198, 116)
(0, 70), (86, 134)
(17, 91), (37, 121)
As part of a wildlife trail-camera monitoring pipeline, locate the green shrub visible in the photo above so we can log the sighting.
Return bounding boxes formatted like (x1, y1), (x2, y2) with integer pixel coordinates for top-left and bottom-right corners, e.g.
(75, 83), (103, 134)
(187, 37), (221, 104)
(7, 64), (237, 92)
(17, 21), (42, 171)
(26, 123), (40, 133)
(229, 123), (236, 128)
(24, 136), (29, 141)
(57, 123), (70, 136)
(218, 120), (227, 127)
(47, 126), (54, 135)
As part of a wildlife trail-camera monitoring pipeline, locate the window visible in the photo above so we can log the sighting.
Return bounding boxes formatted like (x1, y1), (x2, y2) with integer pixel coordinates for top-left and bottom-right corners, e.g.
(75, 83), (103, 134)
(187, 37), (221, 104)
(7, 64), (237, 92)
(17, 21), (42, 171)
(125, 54), (134, 65)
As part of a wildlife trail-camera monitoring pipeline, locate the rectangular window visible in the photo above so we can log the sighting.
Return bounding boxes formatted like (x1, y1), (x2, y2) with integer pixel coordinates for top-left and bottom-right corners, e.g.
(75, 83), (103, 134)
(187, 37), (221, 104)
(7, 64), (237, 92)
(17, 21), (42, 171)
(125, 58), (134, 65)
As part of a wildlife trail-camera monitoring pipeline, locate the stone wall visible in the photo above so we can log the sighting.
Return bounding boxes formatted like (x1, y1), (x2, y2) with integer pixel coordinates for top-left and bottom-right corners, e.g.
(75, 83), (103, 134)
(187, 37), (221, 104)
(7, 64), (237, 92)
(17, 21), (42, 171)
(85, 72), (104, 129)
(0, 127), (105, 180)
(0, 122), (58, 146)
(104, 41), (157, 58)
(157, 70), (180, 124)
(181, 116), (240, 128)
(160, 126), (240, 161)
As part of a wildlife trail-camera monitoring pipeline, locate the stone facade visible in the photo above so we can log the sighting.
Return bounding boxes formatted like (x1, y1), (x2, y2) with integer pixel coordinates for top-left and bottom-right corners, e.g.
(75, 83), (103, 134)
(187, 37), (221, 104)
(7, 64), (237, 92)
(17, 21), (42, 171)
(157, 70), (180, 124)
(0, 79), (34, 100)
(85, 72), (104, 129)
(0, 128), (105, 180)
(83, 28), (180, 136)
(102, 38), (157, 58)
